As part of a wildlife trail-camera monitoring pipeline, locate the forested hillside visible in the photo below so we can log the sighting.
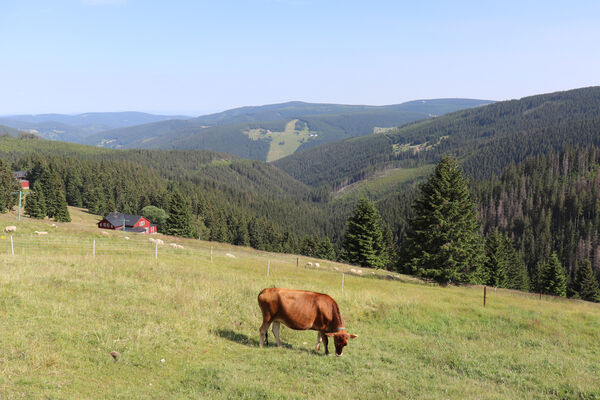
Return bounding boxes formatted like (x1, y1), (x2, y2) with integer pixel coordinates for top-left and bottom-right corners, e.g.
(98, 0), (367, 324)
(0, 136), (335, 255)
(276, 87), (600, 187)
(82, 99), (490, 161)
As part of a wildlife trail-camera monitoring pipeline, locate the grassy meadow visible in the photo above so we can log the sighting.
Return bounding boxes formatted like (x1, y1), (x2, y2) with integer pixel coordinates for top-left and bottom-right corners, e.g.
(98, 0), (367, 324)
(1, 208), (600, 399)
(245, 119), (316, 162)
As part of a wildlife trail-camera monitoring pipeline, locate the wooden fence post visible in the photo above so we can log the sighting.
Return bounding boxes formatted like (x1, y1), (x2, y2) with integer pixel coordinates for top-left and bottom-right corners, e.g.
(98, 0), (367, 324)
(155, 241), (158, 259)
(267, 260), (270, 277)
(342, 273), (345, 291)
(483, 286), (487, 307)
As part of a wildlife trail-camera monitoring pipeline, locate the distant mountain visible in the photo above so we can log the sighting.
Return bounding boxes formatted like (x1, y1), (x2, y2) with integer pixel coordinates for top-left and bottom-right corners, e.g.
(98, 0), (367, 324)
(274, 86), (600, 188)
(81, 99), (492, 161)
(0, 112), (190, 142)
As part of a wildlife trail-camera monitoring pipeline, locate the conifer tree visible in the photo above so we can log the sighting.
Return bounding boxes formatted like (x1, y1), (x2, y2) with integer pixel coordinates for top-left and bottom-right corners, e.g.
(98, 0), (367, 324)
(25, 180), (47, 219)
(341, 198), (388, 269)
(572, 260), (600, 302)
(483, 229), (508, 287)
(0, 160), (19, 213)
(49, 171), (70, 222)
(541, 252), (567, 297)
(401, 157), (486, 283)
(504, 235), (529, 291)
(164, 191), (194, 238)
(316, 237), (336, 261)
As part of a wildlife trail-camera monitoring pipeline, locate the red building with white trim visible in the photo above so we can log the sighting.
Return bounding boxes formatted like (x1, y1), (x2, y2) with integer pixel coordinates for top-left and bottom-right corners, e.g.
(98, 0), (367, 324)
(97, 212), (157, 234)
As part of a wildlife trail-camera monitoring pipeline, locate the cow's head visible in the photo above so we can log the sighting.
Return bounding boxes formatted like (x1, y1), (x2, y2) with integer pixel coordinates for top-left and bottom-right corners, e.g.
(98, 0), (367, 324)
(326, 331), (357, 356)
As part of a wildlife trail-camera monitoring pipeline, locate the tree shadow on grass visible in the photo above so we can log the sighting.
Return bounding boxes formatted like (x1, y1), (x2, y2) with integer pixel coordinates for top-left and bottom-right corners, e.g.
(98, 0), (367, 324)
(214, 329), (325, 356)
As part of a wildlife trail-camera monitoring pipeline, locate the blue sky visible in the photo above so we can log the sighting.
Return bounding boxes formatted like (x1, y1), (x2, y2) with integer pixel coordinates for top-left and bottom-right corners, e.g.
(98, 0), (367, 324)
(1, 0), (599, 115)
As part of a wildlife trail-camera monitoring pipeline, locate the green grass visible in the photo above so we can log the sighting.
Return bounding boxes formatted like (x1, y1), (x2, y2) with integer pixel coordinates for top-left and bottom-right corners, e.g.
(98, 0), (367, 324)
(1, 208), (600, 399)
(245, 119), (317, 162)
(333, 164), (434, 202)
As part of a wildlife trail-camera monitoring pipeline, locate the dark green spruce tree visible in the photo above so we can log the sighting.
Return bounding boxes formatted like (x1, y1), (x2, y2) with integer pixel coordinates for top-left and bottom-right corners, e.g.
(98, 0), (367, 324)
(0, 160), (19, 213)
(541, 252), (567, 297)
(24, 180), (47, 219)
(401, 157), (486, 284)
(340, 198), (388, 269)
(50, 172), (71, 222)
(571, 260), (600, 302)
(164, 191), (194, 238)
(504, 235), (529, 291)
(483, 229), (508, 287)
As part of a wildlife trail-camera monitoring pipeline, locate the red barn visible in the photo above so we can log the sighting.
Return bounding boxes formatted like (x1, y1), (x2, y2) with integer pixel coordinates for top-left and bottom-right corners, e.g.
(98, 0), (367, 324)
(13, 171), (29, 190)
(97, 212), (157, 234)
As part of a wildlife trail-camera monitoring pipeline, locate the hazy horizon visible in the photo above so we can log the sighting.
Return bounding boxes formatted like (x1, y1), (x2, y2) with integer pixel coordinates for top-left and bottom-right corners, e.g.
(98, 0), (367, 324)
(2, 1), (599, 115)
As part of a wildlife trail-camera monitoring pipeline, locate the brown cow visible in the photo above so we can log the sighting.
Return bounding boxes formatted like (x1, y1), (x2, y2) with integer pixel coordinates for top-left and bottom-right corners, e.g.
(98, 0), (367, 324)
(257, 288), (357, 356)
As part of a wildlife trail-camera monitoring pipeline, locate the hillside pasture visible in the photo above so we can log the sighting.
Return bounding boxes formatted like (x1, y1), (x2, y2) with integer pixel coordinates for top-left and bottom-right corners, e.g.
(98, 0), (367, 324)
(0, 208), (599, 399)
(244, 119), (318, 162)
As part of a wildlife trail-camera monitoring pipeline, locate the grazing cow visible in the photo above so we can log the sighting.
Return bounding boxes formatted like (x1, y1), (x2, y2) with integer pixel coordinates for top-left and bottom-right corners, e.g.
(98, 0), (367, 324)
(257, 288), (357, 356)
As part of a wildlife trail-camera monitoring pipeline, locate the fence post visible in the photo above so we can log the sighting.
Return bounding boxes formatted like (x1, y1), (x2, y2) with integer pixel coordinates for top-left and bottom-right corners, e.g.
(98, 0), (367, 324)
(93, 239), (95, 257)
(267, 260), (270, 277)
(211, 246), (213, 262)
(155, 241), (158, 259)
(10, 235), (14, 256)
(483, 286), (487, 307)
(296, 257), (299, 267)
(342, 273), (345, 291)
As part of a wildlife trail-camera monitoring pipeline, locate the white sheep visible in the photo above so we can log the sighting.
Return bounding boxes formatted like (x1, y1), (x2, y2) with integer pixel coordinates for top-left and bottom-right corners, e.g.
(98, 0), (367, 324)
(226, 253), (236, 258)
(176, 245), (184, 249)
(124, 236), (130, 240)
(51, 223), (57, 228)
(357, 270), (363, 274)
(350, 268), (357, 273)
(34, 231), (48, 235)
(155, 239), (164, 245)
(149, 238), (157, 244)
(315, 262), (320, 267)
(3, 226), (16, 233)
(101, 231), (110, 236)
(169, 243), (178, 248)
(306, 262), (313, 266)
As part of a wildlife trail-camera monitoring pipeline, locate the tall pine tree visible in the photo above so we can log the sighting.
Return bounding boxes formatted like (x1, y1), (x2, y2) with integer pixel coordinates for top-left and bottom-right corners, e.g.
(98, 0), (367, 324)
(0, 160), (19, 213)
(25, 180), (47, 219)
(340, 198), (388, 269)
(541, 252), (567, 297)
(572, 260), (600, 302)
(164, 191), (194, 238)
(401, 157), (486, 284)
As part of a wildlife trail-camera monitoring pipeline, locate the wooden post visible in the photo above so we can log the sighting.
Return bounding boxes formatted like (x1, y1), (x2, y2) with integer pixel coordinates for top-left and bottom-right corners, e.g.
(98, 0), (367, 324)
(483, 286), (487, 307)
(93, 239), (95, 257)
(210, 246), (213, 262)
(296, 257), (299, 267)
(539, 289), (542, 300)
(342, 273), (345, 291)
(10, 235), (14, 256)
(155, 241), (158, 259)
(267, 260), (270, 277)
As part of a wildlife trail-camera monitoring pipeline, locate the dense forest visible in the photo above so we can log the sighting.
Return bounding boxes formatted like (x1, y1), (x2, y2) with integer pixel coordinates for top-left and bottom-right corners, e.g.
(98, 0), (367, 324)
(2, 87), (600, 301)
(275, 87), (600, 187)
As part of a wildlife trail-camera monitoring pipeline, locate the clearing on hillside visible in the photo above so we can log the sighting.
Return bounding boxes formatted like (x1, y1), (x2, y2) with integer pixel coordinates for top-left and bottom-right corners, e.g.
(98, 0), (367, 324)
(244, 119), (318, 162)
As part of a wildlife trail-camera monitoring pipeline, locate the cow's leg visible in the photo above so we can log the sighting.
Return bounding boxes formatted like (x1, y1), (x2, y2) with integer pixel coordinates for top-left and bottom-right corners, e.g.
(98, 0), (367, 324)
(259, 321), (271, 348)
(323, 333), (329, 355)
(315, 332), (323, 352)
(272, 322), (281, 347)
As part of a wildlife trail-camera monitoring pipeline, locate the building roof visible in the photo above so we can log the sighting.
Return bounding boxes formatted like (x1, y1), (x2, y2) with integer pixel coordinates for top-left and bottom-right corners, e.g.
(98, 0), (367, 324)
(103, 212), (145, 227)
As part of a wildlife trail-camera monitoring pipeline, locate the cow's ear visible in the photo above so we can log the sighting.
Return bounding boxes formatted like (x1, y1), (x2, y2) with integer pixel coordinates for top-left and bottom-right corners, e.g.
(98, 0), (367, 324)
(349, 334), (358, 339)
(325, 332), (336, 337)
